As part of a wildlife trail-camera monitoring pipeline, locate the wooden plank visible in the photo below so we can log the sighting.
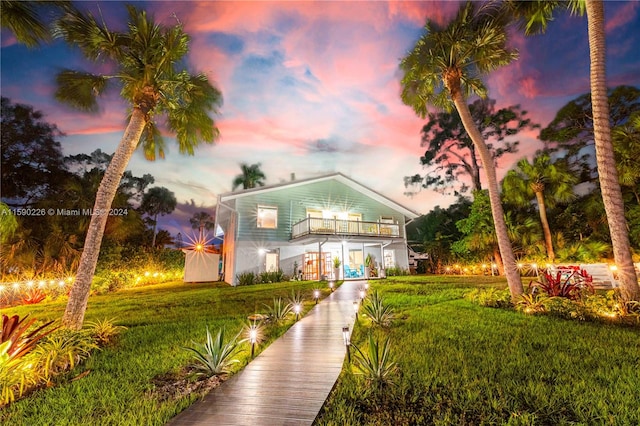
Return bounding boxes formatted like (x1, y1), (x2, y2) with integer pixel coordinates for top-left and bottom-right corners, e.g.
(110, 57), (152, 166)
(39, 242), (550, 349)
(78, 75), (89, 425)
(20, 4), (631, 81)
(167, 280), (362, 426)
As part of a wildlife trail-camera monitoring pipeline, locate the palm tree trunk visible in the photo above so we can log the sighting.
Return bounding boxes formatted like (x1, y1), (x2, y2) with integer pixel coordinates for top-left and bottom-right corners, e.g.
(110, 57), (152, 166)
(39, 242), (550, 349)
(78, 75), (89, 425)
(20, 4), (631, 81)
(62, 108), (147, 329)
(493, 247), (504, 276)
(453, 94), (523, 299)
(152, 212), (158, 248)
(534, 191), (555, 262)
(586, 0), (640, 301)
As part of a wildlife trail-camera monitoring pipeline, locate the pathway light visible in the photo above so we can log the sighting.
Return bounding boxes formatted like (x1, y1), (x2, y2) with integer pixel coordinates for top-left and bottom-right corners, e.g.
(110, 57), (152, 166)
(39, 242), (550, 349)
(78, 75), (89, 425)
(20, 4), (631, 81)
(342, 326), (351, 363)
(314, 289), (320, 304)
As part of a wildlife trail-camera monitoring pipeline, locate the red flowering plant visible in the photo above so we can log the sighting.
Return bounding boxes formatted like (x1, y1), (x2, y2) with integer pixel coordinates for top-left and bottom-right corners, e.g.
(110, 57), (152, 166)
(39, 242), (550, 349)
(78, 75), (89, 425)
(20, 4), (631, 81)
(530, 269), (594, 300)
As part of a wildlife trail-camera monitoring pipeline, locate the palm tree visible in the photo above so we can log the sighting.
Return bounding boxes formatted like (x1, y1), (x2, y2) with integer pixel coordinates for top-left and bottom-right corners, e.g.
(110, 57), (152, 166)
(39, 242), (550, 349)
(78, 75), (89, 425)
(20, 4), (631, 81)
(400, 1), (524, 299)
(54, 5), (222, 329)
(140, 187), (177, 247)
(189, 211), (215, 239)
(232, 163), (266, 190)
(509, 0), (639, 300)
(502, 152), (577, 262)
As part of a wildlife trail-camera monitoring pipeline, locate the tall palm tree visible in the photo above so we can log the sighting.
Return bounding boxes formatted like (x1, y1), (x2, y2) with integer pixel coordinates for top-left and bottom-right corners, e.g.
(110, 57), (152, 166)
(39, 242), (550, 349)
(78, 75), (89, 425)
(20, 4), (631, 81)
(54, 5), (222, 329)
(509, 0), (639, 300)
(502, 152), (577, 262)
(140, 187), (177, 248)
(400, 1), (524, 299)
(189, 211), (215, 239)
(232, 163), (266, 190)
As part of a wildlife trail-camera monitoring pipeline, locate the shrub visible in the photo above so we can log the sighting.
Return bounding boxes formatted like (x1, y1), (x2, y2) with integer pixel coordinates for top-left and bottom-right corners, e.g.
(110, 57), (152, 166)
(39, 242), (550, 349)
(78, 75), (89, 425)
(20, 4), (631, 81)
(385, 266), (409, 276)
(85, 318), (127, 346)
(352, 333), (398, 391)
(259, 270), (285, 283)
(363, 290), (395, 327)
(21, 289), (47, 305)
(1, 314), (57, 361)
(236, 272), (258, 286)
(466, 288), (512, 308)
(184, 327), (240, 377)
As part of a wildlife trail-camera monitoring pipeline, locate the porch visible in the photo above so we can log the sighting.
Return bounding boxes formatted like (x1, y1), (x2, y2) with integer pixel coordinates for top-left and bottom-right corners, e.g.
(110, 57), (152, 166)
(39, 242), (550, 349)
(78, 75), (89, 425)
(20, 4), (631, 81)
(291, 217), (400, 240)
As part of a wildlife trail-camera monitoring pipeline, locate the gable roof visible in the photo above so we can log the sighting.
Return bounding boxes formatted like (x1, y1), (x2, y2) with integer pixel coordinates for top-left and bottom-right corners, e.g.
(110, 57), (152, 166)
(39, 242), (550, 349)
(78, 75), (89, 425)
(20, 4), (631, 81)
(218, 172), (420, 219)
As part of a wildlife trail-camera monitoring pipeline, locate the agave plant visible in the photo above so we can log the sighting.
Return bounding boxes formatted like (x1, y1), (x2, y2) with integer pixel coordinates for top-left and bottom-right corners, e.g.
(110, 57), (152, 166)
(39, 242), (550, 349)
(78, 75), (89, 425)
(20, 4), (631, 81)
(265, 297), (292, 323)
(352, 333), (398, 390)
(184, 327), (239, 376)
(363, 290), (394, 327)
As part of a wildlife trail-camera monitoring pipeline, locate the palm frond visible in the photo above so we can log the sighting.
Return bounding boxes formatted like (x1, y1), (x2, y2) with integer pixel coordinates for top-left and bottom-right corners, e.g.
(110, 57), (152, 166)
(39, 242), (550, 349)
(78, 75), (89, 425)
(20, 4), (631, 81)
(55, 70), (108, 112)
(1, 0), (51, 47)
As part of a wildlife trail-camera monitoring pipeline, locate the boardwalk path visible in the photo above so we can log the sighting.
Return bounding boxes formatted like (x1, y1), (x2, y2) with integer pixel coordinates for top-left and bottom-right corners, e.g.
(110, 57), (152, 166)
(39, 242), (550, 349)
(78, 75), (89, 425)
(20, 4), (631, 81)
(167, 280), (362, 426)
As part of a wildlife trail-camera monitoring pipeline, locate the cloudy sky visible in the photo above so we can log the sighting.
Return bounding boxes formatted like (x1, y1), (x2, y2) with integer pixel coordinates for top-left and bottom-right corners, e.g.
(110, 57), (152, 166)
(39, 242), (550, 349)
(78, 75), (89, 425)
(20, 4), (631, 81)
(2, 1), (639, 236)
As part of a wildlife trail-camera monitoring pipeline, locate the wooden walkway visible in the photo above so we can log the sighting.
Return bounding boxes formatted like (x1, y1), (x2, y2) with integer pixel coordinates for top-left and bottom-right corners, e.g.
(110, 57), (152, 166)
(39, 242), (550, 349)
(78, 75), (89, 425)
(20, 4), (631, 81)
(167, 280), (362, 426)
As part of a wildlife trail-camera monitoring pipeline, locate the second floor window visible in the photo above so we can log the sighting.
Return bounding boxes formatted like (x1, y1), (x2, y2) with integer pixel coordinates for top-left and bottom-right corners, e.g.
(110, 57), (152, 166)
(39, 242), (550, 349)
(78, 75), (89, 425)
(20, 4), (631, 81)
(257, 205), (278, 229)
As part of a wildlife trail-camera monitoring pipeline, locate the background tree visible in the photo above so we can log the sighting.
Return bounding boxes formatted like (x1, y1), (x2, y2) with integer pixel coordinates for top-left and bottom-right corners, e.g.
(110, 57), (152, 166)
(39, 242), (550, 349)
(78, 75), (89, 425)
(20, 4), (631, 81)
(232, 163), (266, 190)
(54, 5), (223, 329)
(540, 85), (640, 177)
(400, 1), (524, 299)
(405, 98), (537, 196)
(140, 187), (177, 247)
(502, 152), (577, 261)
(190, 211), (215, 239)
(509, 0), (639, 300)
(1, 97), (69, 206)
(406, 198), (471, 273)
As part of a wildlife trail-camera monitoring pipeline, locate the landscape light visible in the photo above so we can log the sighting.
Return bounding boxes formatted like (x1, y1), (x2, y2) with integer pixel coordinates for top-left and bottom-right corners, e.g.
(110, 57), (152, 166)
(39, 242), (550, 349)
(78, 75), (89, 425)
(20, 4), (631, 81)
(249, 327), (258, 358)
(294, 303), (301, 321)
(609, 265), (618, 271)
(342, 326), (351, 363)
(329, 281), (335, 292)
(26, 281), (34, 288)
(353, 301), (359, 319)
(13, 283), (20, 291)
(364, 282), (369, 290)
(359, 289), (365, 300)
(314, 289), (320, 304)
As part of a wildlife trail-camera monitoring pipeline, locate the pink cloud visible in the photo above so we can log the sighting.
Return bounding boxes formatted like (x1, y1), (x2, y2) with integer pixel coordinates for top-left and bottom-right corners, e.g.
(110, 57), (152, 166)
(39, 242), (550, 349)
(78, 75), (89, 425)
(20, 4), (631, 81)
(606, 2), (639, 33)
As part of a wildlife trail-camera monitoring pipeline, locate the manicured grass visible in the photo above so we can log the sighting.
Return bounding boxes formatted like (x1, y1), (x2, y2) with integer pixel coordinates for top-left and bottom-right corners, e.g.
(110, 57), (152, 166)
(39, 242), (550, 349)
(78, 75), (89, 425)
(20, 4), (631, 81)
(1, 280), (332, 426)
(316, 275), (640, 425)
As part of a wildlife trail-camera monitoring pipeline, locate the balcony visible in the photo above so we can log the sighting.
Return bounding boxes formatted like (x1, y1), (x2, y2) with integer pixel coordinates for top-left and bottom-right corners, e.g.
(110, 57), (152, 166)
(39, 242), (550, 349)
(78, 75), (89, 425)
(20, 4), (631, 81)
(291, 217), (400, 240)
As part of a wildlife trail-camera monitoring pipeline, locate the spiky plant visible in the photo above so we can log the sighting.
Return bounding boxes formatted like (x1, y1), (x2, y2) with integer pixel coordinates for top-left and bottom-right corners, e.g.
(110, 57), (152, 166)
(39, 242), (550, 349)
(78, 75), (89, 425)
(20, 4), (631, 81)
(184, 327), (239, 377)
(352, 333), (398, 391)
(85, 318), (127, 346)
(265, 297), (292, 323)
(363, 290), (395, 327)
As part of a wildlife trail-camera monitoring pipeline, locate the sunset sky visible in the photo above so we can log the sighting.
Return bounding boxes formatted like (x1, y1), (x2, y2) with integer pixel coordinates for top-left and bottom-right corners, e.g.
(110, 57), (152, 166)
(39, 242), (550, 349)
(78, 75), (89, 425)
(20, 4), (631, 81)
(2, 1), (639, 236)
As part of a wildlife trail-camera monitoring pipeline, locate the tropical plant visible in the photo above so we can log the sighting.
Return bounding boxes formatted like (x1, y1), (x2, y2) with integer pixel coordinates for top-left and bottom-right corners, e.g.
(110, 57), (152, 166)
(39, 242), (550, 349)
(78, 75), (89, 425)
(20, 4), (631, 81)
(363, 290), (395, 327)
(259, 270), (284, 283)
(1, 314), (57, 361)
(332, 256), (341, 269)
(352, 333), (398, 391)
(232, 163), (266, 190)
(140, 187), (177, 247)
(30, 329), (98, 382)
(183, 327), (239, 377)
(85, 318), (127, 346)
(502, 152), (578, 261)
(531, 270), (594, 301)
(507, 0), (638, 302)
(21, 288), (47, 305)
(53, 5), (222, 329)
(515, 293), (546, 315)
(264, 297), (292, 323)
(0, 0), (53, 48)
(400, 1), (523, 300)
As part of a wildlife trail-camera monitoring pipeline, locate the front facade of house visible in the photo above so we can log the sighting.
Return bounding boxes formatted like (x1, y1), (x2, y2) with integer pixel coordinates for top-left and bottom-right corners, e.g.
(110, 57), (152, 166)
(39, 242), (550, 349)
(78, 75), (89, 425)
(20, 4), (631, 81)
(215, 173), (419, 285)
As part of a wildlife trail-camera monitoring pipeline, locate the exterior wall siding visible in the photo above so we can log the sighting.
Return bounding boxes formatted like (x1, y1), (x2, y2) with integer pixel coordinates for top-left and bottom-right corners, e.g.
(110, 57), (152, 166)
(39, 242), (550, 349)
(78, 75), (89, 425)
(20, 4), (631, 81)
(234, 180), (406, 242)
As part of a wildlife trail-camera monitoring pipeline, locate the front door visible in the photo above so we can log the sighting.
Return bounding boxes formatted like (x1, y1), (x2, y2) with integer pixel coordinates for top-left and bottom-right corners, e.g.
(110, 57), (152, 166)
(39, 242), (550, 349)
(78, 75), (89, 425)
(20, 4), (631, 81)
(265, 252), (279, 272)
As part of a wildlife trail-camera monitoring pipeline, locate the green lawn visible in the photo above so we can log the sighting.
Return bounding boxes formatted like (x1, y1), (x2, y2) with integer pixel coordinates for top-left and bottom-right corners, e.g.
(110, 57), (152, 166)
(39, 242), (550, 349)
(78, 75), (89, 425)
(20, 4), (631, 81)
(1, 280), (331, 426)
(316, 276), (640, 425)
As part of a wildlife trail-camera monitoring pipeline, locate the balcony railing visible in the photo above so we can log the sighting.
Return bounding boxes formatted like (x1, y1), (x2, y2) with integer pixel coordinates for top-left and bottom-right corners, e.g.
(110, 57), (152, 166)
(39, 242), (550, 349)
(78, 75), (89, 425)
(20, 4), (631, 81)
(291, 217), (400, 239)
